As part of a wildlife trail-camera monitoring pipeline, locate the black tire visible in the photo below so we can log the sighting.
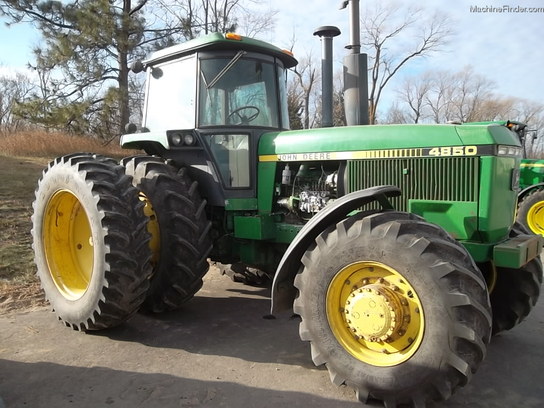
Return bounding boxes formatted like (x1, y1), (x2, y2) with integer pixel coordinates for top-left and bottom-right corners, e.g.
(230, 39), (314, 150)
(294, 211), (491, 407)
(516, 189), (544, 235)
(122, 156), (212, 313)
(490, 222), (543, 334)
(31, 153), (152, 330)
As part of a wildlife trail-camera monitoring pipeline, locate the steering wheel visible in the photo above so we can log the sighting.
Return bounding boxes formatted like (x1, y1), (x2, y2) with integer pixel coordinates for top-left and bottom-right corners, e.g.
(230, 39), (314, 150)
(227, 106), (260, 125)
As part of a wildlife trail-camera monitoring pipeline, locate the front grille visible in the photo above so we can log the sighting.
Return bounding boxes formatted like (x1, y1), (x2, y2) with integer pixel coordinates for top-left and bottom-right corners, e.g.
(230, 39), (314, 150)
(346, 157), (480, 211)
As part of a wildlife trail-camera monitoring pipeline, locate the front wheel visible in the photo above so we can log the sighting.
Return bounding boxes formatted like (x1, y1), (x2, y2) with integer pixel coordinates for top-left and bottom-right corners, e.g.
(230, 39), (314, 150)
(294, 211), (491, 407)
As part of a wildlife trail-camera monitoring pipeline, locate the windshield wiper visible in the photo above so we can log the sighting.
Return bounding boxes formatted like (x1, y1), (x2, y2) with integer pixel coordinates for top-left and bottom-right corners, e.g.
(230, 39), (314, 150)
(206, 50), (246, 89)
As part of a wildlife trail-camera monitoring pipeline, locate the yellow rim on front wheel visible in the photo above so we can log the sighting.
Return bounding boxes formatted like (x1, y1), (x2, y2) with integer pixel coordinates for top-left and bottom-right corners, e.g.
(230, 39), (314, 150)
(43, 190), (94, 301)
(527, 201), (544, 234)
(326, 261), (424, 367)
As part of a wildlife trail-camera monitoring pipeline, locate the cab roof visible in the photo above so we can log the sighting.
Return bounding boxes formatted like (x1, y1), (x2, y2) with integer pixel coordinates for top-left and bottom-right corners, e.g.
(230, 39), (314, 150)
(145, 33), (298, 68)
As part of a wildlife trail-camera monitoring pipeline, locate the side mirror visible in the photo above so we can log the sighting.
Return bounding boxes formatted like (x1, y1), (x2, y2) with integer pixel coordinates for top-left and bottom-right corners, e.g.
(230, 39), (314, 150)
(124, 122), (138, 134)
(130, 60), (145, 74)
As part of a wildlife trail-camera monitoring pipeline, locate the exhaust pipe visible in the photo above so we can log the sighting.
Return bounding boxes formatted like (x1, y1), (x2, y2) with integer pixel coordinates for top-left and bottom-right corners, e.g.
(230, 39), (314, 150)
(314, 26), (341, 128)
(340, 0), (369, 126)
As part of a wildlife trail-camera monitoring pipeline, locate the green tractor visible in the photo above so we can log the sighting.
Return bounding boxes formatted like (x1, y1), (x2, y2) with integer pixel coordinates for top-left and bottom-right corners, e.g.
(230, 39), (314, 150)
(464, 120), (544, 236)
(518, 157), (544, 234)
(31, 5), (542, 408)
(507, 122), (544, 235)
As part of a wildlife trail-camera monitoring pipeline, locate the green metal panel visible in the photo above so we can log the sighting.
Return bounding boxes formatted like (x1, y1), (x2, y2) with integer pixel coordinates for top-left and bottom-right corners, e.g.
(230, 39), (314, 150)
(275, 223), (303, 243)
(461, 242), (493, 263)
(257, 161), (277, 213)
(259, 123), (521, 157)
(409, 201), (478, 240)
(477, 157), (518, 242)
(225, 198), (258, 211)
(260, 125), (465, 155)
(234, 215), (275, 240)
(493, 233), (543, 268)
(456, 123), (521, 145)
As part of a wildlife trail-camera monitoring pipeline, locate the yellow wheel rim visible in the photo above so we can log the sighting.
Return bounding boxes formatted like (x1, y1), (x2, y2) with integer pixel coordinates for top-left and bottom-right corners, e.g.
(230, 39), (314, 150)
(139, 192), (160, 265)
(326, 261), (424, 367)
(43, 190), (94, 301)
(527, 201), (544, 235)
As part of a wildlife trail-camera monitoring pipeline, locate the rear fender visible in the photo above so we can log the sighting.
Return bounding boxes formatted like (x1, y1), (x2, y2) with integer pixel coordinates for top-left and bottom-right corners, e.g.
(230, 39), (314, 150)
(270, 185), (401, 314)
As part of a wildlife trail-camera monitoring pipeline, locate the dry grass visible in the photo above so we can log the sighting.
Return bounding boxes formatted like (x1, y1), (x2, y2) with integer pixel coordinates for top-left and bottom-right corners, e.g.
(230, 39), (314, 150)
(0, 131), (141, 313)
(0, 130), (137, 159)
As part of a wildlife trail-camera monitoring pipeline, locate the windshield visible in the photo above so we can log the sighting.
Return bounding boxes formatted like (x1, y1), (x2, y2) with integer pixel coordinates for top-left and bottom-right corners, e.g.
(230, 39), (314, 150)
(199, 56), (281, 128)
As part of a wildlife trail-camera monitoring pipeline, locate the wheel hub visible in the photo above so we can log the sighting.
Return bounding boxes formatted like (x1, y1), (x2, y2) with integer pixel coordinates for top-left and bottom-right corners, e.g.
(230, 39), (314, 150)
(528, 202), (544, 234)
(344, 284), (404, 342)
(327, 261), (424, 366)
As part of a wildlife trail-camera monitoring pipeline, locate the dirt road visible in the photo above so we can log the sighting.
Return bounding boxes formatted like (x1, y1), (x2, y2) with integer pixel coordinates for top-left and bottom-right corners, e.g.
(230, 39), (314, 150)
(1, 267), (543, 408)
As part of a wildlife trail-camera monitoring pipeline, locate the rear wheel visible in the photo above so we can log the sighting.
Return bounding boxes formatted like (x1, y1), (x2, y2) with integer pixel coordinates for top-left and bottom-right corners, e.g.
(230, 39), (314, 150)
(32, 154), (152, 330)
(294, 211), (491, 407)
(517, 189), (544, 235)
(122, 156), (212, 313)
(490, 222), (543, 334)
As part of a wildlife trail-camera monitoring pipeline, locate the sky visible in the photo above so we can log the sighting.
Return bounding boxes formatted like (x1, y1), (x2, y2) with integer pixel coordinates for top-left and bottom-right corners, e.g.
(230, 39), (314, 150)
(1, 0), (543, 116)
(262, 0), (544, 111)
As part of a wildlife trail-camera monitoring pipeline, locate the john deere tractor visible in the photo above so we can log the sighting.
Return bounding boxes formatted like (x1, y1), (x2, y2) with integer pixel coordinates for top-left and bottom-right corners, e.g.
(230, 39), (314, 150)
(508, 121), (544, 235)
(463, 120), (544, 236)
(31, 3), (542, 407)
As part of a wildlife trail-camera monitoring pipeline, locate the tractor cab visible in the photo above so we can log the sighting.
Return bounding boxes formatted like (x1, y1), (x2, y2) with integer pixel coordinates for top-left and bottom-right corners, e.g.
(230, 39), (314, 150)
(122, 33), (297, 203)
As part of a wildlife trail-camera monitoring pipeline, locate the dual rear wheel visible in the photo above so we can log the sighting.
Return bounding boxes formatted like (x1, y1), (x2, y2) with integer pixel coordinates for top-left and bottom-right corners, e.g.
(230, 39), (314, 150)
(32, 154), (211, 329)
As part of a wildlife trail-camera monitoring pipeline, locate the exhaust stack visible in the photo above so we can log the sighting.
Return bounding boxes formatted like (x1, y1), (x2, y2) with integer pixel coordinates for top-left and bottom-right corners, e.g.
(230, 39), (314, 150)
(340, 0), (369, 125)
(314, 26), (341, 128)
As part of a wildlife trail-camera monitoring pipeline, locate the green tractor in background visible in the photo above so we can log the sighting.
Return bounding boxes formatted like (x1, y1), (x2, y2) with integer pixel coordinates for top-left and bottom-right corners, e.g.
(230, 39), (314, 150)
(518, 157), (544, 233)
(507, 121), (544, 235)
(473, 120), (544, 236)
(31, 2), (542, 407)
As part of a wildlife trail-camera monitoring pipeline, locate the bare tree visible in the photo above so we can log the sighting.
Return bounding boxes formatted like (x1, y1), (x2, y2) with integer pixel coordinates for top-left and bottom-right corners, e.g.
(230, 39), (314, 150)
(0, 70), (35, 133)
(289, 53), (319, 129)
(450, 67), (494, 122)
(152, 0), (276, 39)
(396, 72), (433, 123)
(388, 65), (544, 156)
(362, 2), (452, 124)
(392, 66), (496, 124)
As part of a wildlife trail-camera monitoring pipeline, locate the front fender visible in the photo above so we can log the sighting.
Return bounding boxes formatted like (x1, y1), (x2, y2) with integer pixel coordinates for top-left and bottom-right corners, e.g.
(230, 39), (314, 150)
(270, 185), (401, 314)
(518, 183), (544, 201)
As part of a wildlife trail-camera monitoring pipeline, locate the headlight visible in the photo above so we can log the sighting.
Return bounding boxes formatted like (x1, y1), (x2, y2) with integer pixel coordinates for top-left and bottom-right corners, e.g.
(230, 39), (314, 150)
(497, 145), (523, 157)
(167, 130), (198, 147)
(183, 133), (195, 146)
(170, 132), (183, 146)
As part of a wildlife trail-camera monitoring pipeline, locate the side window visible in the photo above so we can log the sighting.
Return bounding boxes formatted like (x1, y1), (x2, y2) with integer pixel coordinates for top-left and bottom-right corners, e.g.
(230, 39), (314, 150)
(144, 56), (197, 131)
(206, 134), (250, 188)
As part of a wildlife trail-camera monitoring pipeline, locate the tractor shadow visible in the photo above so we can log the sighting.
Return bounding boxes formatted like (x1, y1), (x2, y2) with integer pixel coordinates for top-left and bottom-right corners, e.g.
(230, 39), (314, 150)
(97, 274), (315, 368)
(93, 273), (544, 407)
